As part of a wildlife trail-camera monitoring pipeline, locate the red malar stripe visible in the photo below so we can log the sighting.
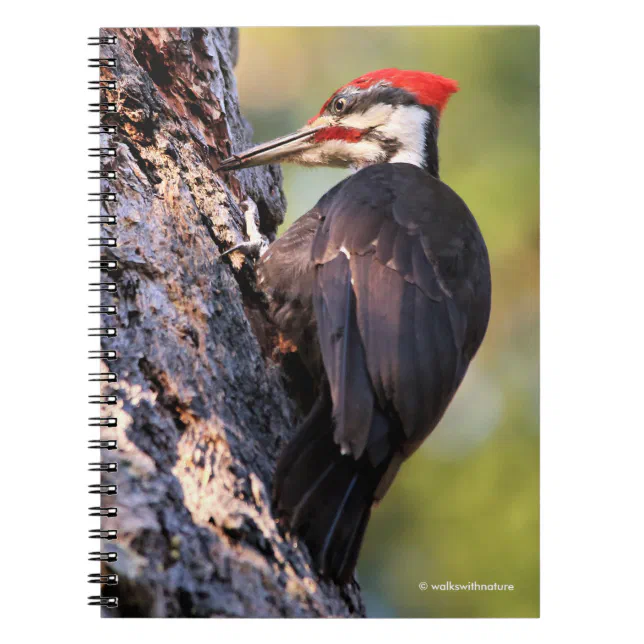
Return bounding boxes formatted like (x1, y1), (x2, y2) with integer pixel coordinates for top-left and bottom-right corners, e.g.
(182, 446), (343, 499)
(313, 126), (365, 143)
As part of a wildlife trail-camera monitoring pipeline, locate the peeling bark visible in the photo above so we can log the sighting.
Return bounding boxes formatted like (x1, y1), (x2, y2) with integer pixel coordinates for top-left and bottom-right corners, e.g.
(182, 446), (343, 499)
(97, 27), (364, 618)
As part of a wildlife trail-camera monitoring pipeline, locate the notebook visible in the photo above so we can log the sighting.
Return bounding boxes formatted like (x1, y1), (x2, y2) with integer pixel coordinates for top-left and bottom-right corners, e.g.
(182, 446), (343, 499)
(88, 26), (539, 618)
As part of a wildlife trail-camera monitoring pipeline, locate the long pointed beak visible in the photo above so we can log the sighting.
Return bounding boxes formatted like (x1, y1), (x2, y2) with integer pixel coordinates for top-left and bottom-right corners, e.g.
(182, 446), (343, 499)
(217, 125), (326, 172)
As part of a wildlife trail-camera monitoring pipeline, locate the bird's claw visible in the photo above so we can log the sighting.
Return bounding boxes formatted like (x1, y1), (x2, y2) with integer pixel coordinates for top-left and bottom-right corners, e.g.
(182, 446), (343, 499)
(220, 239), (266, 259)
(220, 198), (268, 262)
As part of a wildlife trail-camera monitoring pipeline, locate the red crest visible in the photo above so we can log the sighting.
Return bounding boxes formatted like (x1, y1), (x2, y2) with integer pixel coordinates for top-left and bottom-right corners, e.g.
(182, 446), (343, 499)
(311, 69), (459, 123)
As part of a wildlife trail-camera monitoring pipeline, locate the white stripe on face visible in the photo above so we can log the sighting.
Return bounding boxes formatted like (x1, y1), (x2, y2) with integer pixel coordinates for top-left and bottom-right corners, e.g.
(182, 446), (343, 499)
(337, 103), (429, 169)
(299, 103), (430, 170)
(339, 103), (395, 130)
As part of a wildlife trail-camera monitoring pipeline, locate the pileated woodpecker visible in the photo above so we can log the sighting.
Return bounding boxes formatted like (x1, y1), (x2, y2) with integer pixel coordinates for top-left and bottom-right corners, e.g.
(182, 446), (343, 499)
(218, 69), (491, 583)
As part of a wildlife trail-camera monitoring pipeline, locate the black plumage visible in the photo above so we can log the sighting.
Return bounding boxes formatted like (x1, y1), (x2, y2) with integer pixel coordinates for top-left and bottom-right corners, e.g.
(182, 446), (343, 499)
(261, 162), (491, 583)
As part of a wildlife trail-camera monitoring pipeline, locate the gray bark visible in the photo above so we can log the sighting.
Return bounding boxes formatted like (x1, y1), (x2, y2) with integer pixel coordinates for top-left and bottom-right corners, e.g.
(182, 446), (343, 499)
(97, 27), (364, 618)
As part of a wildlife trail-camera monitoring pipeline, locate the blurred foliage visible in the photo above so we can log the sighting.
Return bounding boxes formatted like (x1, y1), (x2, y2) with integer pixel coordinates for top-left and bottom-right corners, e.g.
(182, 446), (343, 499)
(237, 27), (539, 618)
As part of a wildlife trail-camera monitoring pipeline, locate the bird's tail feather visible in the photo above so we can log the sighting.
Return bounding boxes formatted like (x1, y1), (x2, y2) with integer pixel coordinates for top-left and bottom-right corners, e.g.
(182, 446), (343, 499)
(273, 393), (379, 583)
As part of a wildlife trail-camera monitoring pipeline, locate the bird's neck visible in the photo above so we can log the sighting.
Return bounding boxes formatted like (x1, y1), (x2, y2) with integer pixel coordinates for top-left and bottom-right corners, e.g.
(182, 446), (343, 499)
(384, 105), (440, 179)
(422, 116), (440, 179)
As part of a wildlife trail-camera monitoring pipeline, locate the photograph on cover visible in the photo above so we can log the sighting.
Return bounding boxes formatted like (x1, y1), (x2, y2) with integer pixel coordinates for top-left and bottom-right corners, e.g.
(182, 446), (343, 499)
(92, 26), (539, 618)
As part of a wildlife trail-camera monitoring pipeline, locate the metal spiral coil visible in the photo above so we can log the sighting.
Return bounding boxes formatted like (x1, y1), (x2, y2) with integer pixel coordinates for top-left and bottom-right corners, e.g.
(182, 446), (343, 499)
(88, 395), (117, 405)
(89, 31), (120, 609)
(88, 328), (116, 338)
(88, 439), (118, 449)
(89, 80), (117, 91)
(89, 529), (118, 540)
(89, 462), (118, 472)
(88, 170), (117, 180)
(88, 596), (118, 608)
(88, 147), (117, 157)
(89, 573), (119, 585)
(88, 238), (117, 248)
(88, 58), (117, 69)
(88, 349), (117, 360)
(89, 551), (118, 562)
(88, 416), (117, 427)
(88, 192), (117, 203)
(89, 305), (117, 315)
(88, 214), (117, 225)
(88, 484), (117, 496)
(89, 259), (118, 271)
(89, 124), (117, 135)
(88, 36), (117, 46)
(88, 102), (118, 114)
(89, 506), (118, 517)
(89, 282), (117, 293)
(88, 372), (117, 382)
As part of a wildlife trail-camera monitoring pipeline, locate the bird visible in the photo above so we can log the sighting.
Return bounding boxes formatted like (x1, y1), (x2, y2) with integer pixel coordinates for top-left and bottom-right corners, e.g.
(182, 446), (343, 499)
(218, 69), (492, 583)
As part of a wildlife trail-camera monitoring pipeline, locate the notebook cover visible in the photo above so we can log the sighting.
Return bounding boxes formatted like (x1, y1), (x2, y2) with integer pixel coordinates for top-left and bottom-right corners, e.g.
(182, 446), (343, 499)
(88, 26), (539, 618)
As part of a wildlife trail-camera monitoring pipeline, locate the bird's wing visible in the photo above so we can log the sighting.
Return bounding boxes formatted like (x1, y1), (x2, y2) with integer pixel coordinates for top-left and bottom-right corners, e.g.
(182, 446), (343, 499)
(311, 164), (490, 461)
(257, 173), (352, 300)
(257, 208), (322, 300)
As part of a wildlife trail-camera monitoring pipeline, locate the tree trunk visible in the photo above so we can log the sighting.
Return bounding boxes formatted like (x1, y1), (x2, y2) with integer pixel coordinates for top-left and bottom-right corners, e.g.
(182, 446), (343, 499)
(97, 27), (364, 618)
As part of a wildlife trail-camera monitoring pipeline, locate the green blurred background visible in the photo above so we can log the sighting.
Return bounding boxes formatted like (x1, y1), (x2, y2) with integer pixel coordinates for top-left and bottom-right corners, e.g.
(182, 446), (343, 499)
(236, 27), (539, 618)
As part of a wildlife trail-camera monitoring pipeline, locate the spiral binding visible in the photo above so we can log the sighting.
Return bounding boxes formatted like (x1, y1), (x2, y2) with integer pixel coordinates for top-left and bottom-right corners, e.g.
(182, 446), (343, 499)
(88, 32), (119, 610)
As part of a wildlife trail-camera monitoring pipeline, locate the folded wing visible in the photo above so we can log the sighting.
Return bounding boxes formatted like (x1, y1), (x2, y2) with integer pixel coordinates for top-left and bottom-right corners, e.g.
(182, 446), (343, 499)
(311, 163), (490, 461)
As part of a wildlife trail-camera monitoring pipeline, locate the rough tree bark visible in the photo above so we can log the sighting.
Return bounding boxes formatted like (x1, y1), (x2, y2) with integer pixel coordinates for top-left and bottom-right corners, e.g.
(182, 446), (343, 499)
(97, 27), (365, 618)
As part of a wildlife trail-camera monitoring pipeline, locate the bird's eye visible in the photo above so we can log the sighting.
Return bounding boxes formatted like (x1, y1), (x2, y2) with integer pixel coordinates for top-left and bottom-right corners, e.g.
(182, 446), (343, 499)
(332, 97), (347, 114)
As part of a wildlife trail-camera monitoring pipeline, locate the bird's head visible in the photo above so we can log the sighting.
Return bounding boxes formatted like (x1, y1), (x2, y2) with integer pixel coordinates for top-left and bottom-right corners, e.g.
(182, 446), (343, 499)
(218, 69), (458, 177)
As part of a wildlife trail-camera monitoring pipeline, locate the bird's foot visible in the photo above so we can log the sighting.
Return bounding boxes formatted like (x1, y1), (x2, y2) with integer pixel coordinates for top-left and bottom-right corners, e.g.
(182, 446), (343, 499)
(219, 238), (265, 259)
(220, 198), (269, 261)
